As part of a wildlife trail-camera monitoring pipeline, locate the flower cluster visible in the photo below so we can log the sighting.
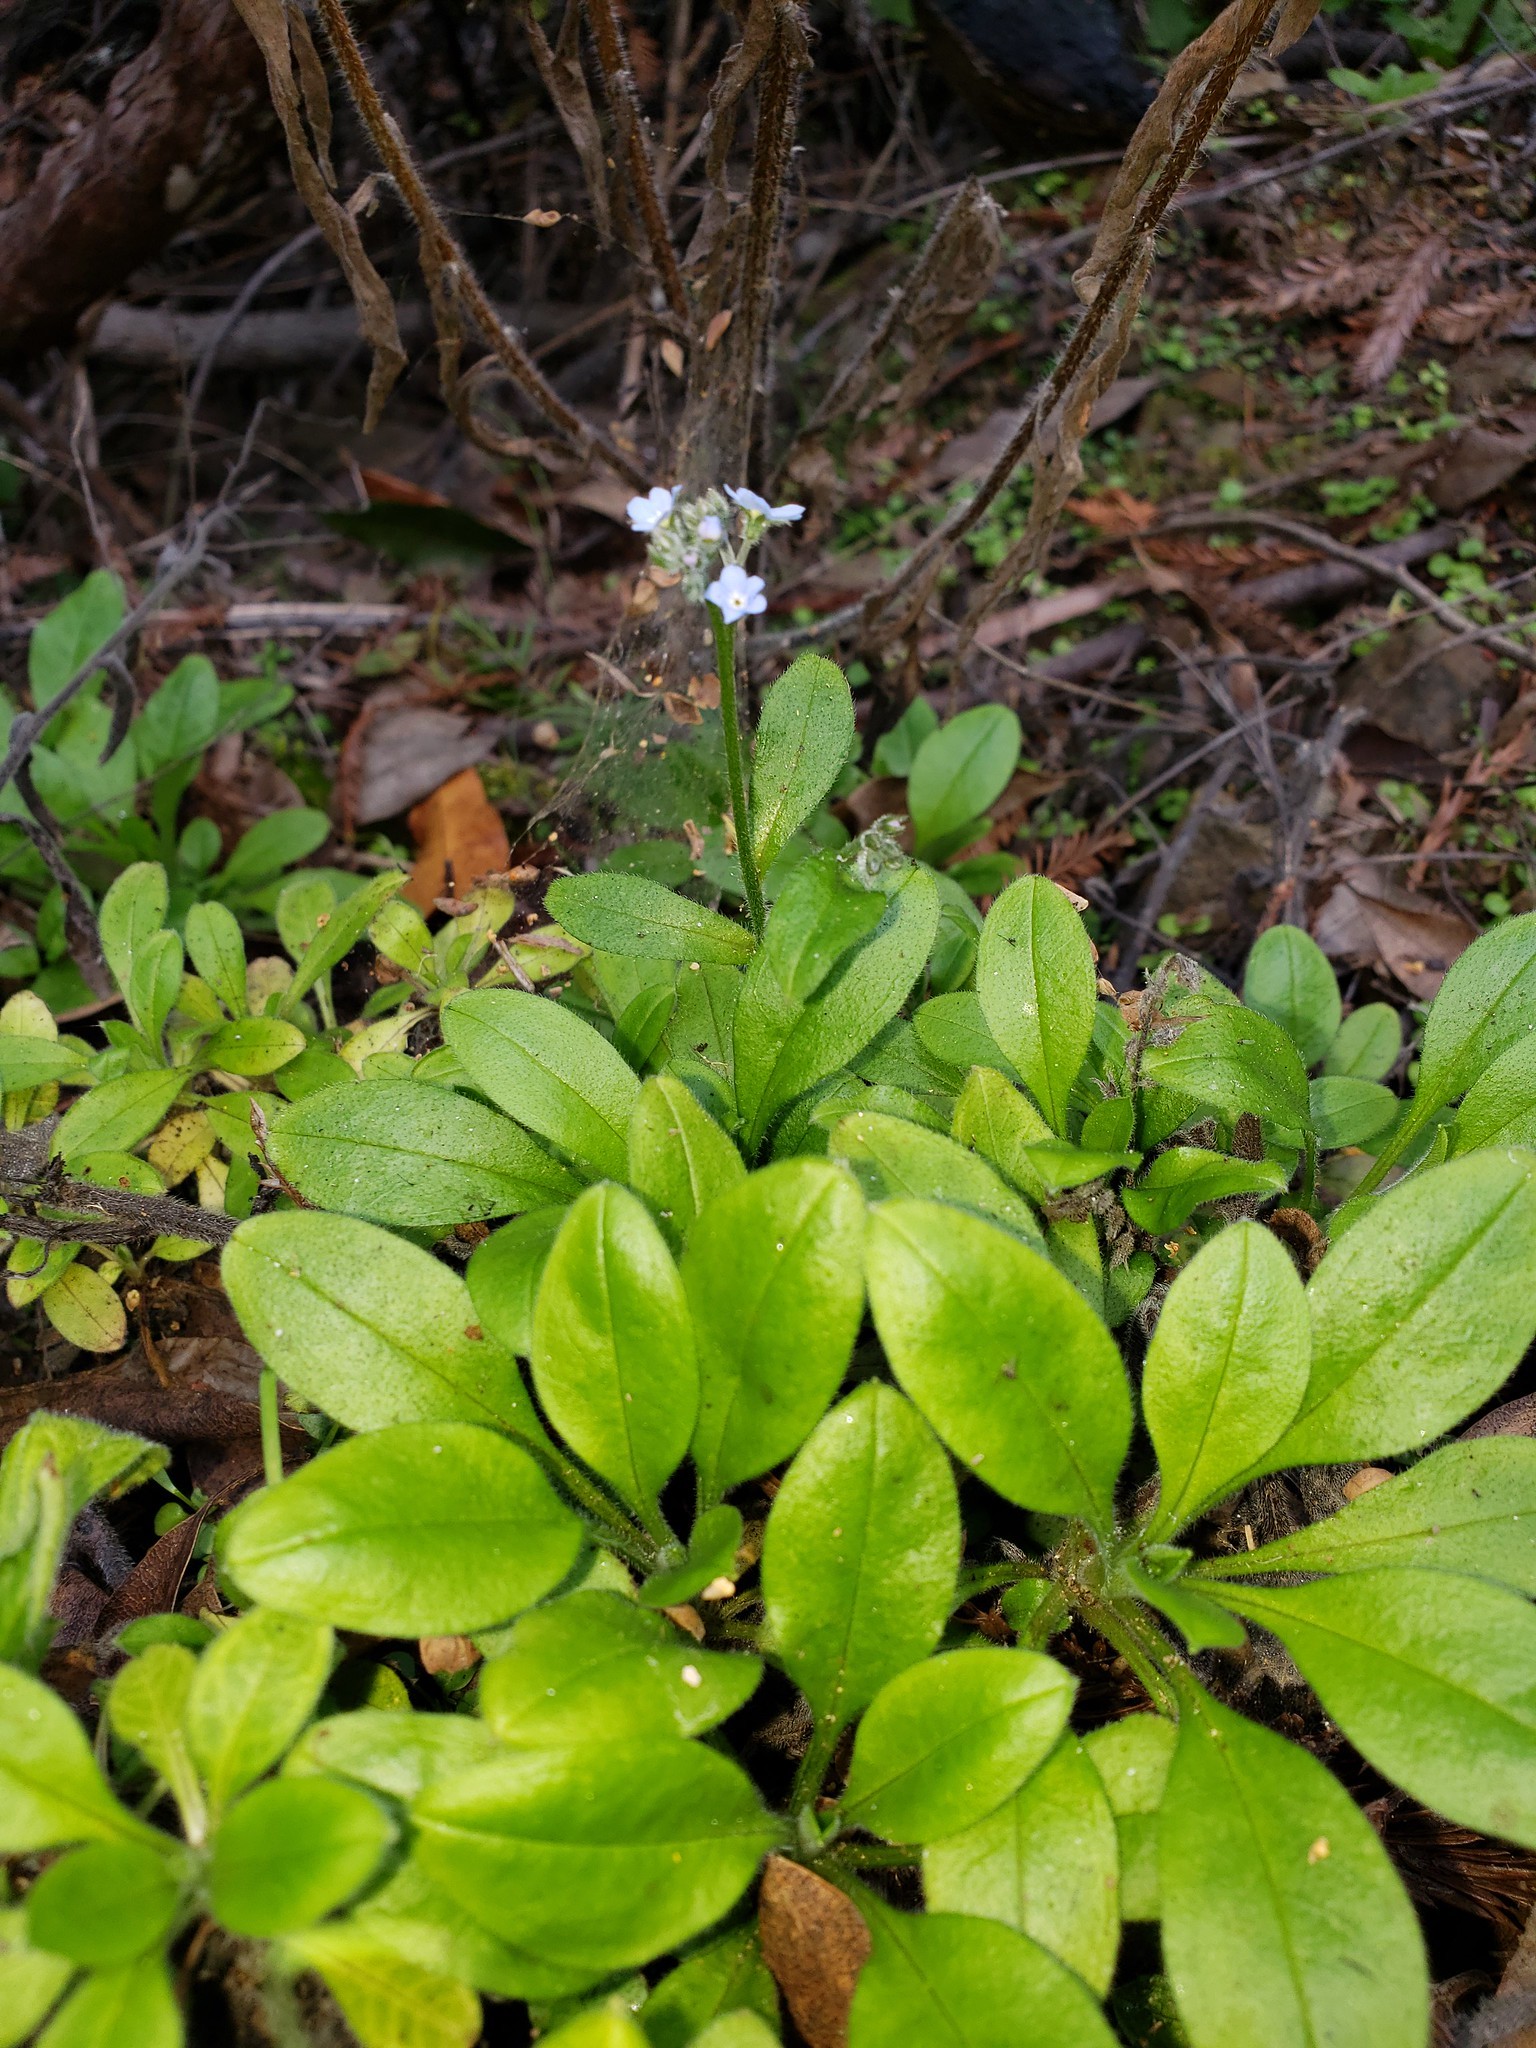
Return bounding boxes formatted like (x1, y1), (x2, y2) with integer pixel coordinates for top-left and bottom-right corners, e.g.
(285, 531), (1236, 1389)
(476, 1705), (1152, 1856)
(625, 482), (803, 614)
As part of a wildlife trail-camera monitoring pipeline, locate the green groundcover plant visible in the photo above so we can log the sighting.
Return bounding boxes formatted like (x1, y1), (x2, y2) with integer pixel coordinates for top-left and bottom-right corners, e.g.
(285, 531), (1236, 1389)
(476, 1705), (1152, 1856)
(7, 643), (1536, 2047)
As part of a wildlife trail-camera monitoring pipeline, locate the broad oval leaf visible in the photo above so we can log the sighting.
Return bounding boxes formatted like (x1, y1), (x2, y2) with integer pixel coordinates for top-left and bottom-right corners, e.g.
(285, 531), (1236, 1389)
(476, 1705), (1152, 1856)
(185, 900), (247, 1019)
(750, 652), (856, 873)
(0, 1905), (73, 2042)
(1084, 1713), (1175, 1922)
(186, 1608), (333, 1820)
(0, 1663), (149, 1853)
(53, 1069), (184, 1165)
(950, 1065), (1053, 1204)
(1196, 1437), (1536, 1592)
(841, 1648), (1075, 1845)
(1265, 1149), (1536, 1468)
(413, 1740), (777, 1974)
(1453, 1031), (1536, 1153)
(283, 1924), (481, 2048)
(41, 1263), (126, 1354)
(761, 1381), (959, 1726)
(218, 1422), (582, 1635)
(1159, 1681), (1427, 2048)
(627, 1074), (746, 1252)
(1143, 1222), (1310, 1539)
(1141, 1004), (1311, 1137)
(32, 1957), (181, 2048)
(977, 877), (1095, 1134)
(268, 1080), (579, 1227)
(922, 1735), (1118, 1996)
(1120, 1147), (1289, 1235)
(1210, 1568), (1536, 1849)
(913, 994), (1018, 1082)
(686, 1158), (866, 1501)
(908, 704), (1022, 864)
(1416, 912), (1536, 1119)
(531, 1183), (697, 1521)
(25, 1840), (180, 1966)
(866, 1201), (1131, 1528)
(285, 1709), (497, 1803)
(201, 1016), (305, 1077)
(0, 1039), (83, 1091)
(1307, 1074), (1398, 1150)
(479, 1590), (761, 1744)
(443, 988), (640, 1181)
(829, 1111), (1043, 1247)
(465, 1206), (567, 1358)
(285, 869), (407, 1009)
(1242, 925), (1340, 1070)
(848, 1903), (1116, 2048)
(107, 1646), (201, 1837)
(1324, 1001), (1401, 1081)
(546, 873), (755, 967)
(224, 1211), (537, 1438)
(97, 862), (168, 1008)
(210, 1775), (394, 1937)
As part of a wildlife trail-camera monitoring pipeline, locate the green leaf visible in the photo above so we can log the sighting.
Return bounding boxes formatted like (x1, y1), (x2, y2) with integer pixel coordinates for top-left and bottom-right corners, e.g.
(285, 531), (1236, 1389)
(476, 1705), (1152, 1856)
(761, 1382), (959, 1727)
(1120, 1148), (1289, 1234)
(1452, 1031), (1536, 1152)
(688, 2017), (777, 2048)
(908, 706), (1021, 864)
(638, 1924), (779, 2047)
(686, 1159), (865, 1500)
(0, 1908), (73, 2048)
(97, 863), (168, 1009)
(286, 870), (408, 1010)
(283, 1924), (481, 2048)
(547, 874), (755, 967)
(285, 1709), (496, 1803)
(848, 1901), (1116, 2048)
(1118, 1561), (1246, 1653)
(756, 856), (887, 1008)
(750, 653), (856, 873)
(35, 1958), (181, 2048)
(1160, 1682), (1427, 2048)
(184, 902), (247, 1019)
(40, 1264), (125, 1355)
(977, 877), (1096, 1134)
(186, 1608), (333, 1821)
(541, 2001), (650, 2048)
(218, 1422), (582, 1636)
(627, 1075), (746, 1251)
(950, 1066), (1052, 1203)
(268, 1081), (579, 1228)
(1324, 1002), (1401, 1081)
(107, 1647), (203, 1840)
(923, 1736), (1118, 1996)
(0, 1038), (85, 1091)
(0, 1663), (149, 1853)
(1143, 1222), (1310, 1539)
(54, 1070), (184, 1165)
(413, 1740), (777, 1974)
(735, 862), (939, 1153)
(479, 1590), (761, 1744)
(465, 1207), (566, 1358)
(223, 1212), (539, 1437)
(29, 570), (123, 708)
(1242, 926), (1340, 1069)
(211, 1776), (393, 1937)
(1196, 1437), (1536, 1592)
(1416, 912), (1536, 1118)
(25, 1842), (180, 1966)
(135, 655), (218, 777)
(1262, 1150), (1536, 1469)
(866, 1201), (1131, 1527)
(1209, 1567), (1536, 1849)
(841, 1647), (1074, 1844)
(638, 1503), (744, 1608)
(532, 1183), (697, 1524)
(1142, 1004), (1311, 1137)
(829, 1112), (1043, 1246)
(200, 1017), (304, 1078)
(912, 994), (1018, 1082)
(218, 808), (330, 893)
(1308, 1075), (1398, 1149)
(347, 1855), (588, 2004)
(1083, 1713), (1175, 1922)
(444, 989), (640, 1182)
(870, 697), (939, 779)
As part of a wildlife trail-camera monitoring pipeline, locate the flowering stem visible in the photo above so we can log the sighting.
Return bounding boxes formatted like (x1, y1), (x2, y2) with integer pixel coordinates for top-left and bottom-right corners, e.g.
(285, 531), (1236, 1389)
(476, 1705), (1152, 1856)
(709, 604), (766, 939)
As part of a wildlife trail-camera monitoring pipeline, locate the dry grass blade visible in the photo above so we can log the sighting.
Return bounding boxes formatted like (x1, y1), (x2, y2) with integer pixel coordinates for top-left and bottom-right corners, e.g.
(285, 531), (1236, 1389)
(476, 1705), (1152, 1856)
(516, 0), (614, 245)
(583, 0), (690, 324)
(230, 0), (405, 428)
(1354, 233), (1450, 390)
(795, 177), (1005, 446)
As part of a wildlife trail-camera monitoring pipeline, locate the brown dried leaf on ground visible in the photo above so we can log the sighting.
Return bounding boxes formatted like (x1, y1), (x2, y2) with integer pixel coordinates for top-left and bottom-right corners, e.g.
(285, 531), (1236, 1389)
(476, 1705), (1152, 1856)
(1242, 253), (1394, 320)
(1314, 862), (1473, 999)
(1428, 411), (1536, 513)
(759, 1854), (872, 2048)
(404, 766), (511, 913)
(345, 701), (508, 827)
(1423, 285), (1535, 349)
(1066, 488), (1159, 538)
(1353, 235), (1450, 392)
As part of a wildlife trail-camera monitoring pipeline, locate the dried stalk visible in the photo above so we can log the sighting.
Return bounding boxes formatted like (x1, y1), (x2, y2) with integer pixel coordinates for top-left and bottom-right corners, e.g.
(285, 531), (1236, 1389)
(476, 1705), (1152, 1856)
(582, 0), (691, 326)
(287, 0), (647, 486)
(854, 0), (1321, 650)
(516, 0), (614, 245)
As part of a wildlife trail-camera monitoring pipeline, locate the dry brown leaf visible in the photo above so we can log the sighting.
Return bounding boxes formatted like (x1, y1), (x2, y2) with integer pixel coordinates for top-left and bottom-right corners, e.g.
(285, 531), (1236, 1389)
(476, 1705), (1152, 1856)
(1243, 254), (1391, 319)
(1424, 285), (1535, 347)
(704, 308), (733, 352)
(759, 1855), (871, 2048)
(1066, 488), (1159, 537)
(1314, 862), (1473, 998)
(965, 571), (1149, 653)
(356, 467), (450, 508)
(1354, 235), (1450, 392)
(660, 338), (685, 377)
(521, 208), (562, 228)
(662, 691), (703, 725)
(419, 1635), (480, 1673)
(349, 704), (507, 828)
(404, 767), (511, 913)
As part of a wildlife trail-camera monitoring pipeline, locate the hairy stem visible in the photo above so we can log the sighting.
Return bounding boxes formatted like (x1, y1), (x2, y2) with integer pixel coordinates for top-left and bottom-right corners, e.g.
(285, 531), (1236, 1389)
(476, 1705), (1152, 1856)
(791, 1712), (843, 1817)
(582, 0), (690, 325)
(711, 607), (766, 938)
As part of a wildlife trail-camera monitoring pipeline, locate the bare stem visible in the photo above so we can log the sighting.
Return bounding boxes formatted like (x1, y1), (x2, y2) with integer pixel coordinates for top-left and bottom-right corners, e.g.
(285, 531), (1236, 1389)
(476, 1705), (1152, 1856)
(710, 607), (766, 938)
(582, 0), (691, 326)
(259, 1369), (284, 1489)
